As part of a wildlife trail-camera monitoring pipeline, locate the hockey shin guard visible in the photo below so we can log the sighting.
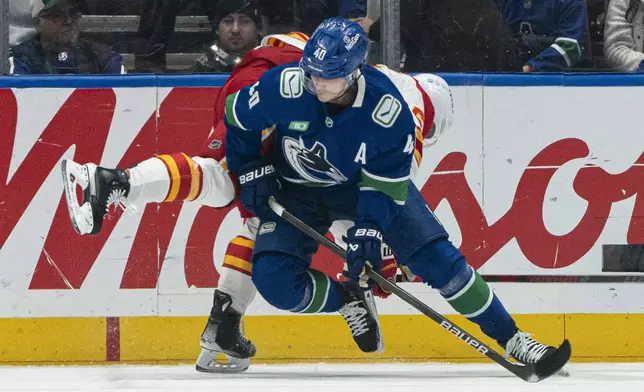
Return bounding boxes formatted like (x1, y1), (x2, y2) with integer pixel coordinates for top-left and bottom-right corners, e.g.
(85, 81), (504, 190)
(408, 239), (517, 342)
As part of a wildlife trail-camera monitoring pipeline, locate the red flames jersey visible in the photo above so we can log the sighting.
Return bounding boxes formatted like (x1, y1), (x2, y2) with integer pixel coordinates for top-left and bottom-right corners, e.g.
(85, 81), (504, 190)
(199, 35), (308, 164)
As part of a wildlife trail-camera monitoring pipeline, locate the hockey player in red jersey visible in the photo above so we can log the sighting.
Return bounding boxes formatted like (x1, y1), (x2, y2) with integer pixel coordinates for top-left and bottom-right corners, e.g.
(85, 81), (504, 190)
(60, 34), (455, 373)
(61, 31), (310, 374)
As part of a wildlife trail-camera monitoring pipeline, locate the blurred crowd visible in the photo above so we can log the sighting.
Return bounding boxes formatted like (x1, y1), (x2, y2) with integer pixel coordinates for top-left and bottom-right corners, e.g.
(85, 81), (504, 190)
(5, 0), (644, 75)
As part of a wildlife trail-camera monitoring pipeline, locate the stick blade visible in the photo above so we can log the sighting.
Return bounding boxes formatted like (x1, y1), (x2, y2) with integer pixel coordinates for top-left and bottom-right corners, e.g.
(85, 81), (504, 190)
(529, 339), (572, 382)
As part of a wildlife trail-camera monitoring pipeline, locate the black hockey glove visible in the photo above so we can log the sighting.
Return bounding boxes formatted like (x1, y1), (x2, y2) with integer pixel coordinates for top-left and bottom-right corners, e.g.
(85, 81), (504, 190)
(344, 221), (383, 287)
(237, 159), (280, 220)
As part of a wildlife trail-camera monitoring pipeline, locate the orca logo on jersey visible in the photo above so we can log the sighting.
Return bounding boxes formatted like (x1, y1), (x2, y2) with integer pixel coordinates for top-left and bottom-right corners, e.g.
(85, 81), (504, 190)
(282, 136), (348, 186)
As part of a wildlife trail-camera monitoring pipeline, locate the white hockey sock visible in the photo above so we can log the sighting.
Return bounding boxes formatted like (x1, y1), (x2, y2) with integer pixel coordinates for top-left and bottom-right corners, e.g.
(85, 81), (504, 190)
(126, 157), (171, 207)
(218, 268), (257, 314)
(218, 219), (259, 314)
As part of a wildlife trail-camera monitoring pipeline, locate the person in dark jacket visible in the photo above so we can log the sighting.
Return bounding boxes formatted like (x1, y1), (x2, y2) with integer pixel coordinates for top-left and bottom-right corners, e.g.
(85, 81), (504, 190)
(298, 0), (367, 36)
(358, 0), (521, 72)
(9, 0), (124, 75)
(498, 0), (589, 72)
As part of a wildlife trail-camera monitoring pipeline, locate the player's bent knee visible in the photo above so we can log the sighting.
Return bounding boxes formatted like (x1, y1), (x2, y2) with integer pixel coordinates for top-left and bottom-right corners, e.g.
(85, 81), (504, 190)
(251, 252), (307, 311)
(404, 238), (467, 289)
(191, 157), (235, 207)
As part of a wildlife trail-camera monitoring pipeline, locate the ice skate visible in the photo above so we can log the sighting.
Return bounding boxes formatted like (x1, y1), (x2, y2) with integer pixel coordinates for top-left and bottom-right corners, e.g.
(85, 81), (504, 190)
(196, 290), (256, 374)
(501, 330), (558, 364)
(339, 285), (384, 353)
(61, 159), (130, 235)
(502, 330), (571, 377)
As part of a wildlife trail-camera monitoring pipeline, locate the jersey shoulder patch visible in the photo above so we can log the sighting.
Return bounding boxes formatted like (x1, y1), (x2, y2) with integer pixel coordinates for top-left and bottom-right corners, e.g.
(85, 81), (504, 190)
(279, 67), (304, 99)
(371, 94), (402, 128)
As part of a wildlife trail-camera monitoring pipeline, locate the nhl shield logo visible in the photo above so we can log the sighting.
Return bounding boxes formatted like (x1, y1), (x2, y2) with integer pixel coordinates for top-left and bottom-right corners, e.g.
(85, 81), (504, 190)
(523, 0), (531, 8)
(208, 139), (222, 149)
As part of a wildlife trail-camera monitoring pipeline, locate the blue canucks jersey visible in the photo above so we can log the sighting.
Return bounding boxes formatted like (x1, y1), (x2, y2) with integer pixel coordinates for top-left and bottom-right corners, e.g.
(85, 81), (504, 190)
(499, 0), (587, 71)
(224, 62), (418, 231)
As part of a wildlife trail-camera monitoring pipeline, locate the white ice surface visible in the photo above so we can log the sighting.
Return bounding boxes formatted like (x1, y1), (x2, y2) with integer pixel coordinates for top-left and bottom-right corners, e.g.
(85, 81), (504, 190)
(0, 363), (643, 392)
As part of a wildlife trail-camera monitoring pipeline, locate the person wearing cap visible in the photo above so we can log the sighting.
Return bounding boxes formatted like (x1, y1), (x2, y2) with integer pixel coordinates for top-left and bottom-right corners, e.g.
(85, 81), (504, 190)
(9, 0), (124, 75)
(191, 0), (263, 73)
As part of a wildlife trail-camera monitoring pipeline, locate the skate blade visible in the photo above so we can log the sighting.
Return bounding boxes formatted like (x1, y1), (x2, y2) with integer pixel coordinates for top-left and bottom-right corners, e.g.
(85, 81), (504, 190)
(557, 368), (571, 377)
(60, 160), (95, 235)
(195, 348), (251, 374)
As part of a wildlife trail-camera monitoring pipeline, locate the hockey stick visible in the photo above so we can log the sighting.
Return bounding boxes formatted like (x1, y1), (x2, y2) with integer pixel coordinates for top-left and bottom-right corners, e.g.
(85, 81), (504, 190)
(268, 197), (571, 383)
(403, 274), (644, 283)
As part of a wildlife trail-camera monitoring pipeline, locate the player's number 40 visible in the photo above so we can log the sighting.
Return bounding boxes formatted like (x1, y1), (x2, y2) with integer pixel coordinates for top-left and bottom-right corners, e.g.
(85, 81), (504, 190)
(314, 48), (327, 60)
(249, 82), (260, 109)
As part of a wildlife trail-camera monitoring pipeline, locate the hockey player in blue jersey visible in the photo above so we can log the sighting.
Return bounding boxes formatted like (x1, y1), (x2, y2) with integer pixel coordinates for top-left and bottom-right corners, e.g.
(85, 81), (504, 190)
(224, 17), (570, 367)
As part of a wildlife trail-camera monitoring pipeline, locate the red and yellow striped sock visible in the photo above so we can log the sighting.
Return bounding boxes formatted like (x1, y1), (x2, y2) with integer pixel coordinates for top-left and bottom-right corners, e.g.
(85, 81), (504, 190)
(156, 153), (203, 202)
(223, 236), (255, 276)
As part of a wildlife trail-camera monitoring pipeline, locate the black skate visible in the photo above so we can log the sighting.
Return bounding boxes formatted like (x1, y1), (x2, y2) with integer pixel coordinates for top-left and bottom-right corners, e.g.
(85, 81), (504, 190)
(502, 331), (556, 365)
(61, 160), (130, 235)
(501, 330), (570, 377)
(196, 290), (256, 374)
(339, 285), (384, 353)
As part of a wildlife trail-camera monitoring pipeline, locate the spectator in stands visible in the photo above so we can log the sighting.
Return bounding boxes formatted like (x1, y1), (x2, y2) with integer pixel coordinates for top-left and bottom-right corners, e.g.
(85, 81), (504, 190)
(604, 0), (644, 71)
(299, 1), (367, 36)
(9, 0), (124, 75)
(339, 0), (367, 19)
(191, 0), (263, 73)
(497, 0), (589, 71)
(135, 0), (263, 73)
(358, 0), (520, 72)
(9, 0), (89, 48)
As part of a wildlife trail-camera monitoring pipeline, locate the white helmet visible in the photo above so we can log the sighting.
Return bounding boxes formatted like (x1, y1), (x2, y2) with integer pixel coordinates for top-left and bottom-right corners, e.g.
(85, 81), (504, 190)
(413, 74), (454, 147)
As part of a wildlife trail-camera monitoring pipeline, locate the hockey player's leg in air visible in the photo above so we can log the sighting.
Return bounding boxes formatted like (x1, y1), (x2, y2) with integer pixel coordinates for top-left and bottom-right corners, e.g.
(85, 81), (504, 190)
(59, 135), (398, 370)
(60, 23), (314, 372)
(60, 138), (257, 372)
(224, 17), (570, 370)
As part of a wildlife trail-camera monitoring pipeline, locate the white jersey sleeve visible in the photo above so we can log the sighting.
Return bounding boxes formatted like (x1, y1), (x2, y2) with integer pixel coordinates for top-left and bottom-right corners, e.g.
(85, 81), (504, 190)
(373, 65), (444, 178)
